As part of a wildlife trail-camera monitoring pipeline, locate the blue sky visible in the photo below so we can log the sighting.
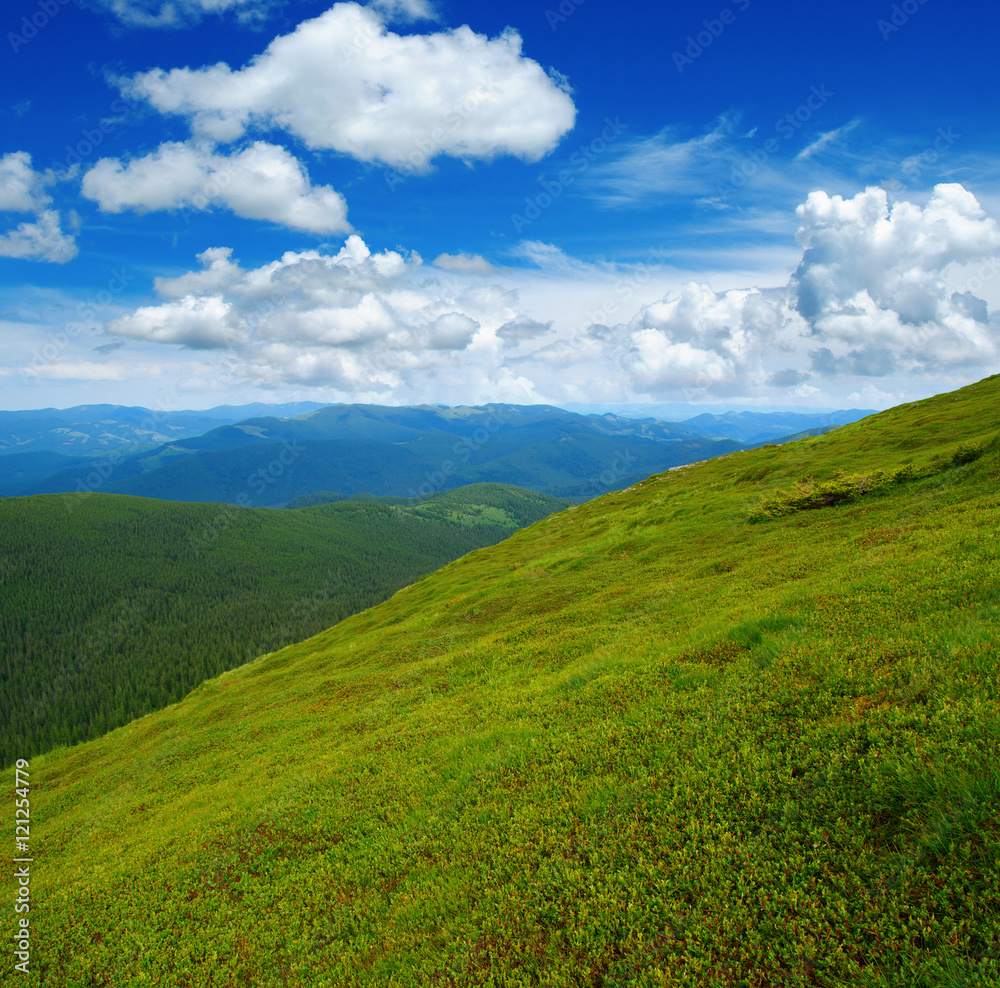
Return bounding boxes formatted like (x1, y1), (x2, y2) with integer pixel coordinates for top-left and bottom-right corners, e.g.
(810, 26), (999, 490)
(2, 0), (999, 412)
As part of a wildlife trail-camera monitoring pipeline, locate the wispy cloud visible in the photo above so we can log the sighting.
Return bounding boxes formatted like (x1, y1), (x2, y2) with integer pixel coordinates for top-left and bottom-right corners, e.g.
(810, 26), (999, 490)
(90, 0), (271, 29)
(579, 111), (1000, 234)
(795, 117), (862, 161)
(369, 0), (438, 22)
(579, 117), (737, 205)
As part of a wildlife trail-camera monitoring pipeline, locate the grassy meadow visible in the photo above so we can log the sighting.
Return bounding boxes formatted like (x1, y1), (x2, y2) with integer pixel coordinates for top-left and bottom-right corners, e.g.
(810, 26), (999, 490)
(5, 376), (1000, 986)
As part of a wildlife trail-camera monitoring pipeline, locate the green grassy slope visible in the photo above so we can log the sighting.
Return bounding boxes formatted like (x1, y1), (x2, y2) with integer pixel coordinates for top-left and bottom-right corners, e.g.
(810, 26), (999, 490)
(8, 378), (1000, 986)
(0, 484), (565, 767)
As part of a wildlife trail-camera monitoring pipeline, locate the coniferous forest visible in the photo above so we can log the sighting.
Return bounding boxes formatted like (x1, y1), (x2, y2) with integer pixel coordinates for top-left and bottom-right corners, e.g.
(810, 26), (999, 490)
(0, 483), (565, 766)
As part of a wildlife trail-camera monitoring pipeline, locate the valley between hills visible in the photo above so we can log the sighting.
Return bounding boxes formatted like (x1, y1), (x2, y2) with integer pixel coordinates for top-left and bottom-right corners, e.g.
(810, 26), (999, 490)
(3, 376), (999, 986)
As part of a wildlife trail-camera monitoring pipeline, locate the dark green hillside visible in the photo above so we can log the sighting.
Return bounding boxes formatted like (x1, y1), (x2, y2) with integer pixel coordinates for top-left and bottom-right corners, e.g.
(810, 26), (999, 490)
(402, 482), (568, 529)
(0, 451), (92, 497)
(10, 377), (1000, 986)
(283, 490), (350, 508)
(0, 484), (565, 767)
(102, 436), (455, 503)
(79, 433), (741, 506)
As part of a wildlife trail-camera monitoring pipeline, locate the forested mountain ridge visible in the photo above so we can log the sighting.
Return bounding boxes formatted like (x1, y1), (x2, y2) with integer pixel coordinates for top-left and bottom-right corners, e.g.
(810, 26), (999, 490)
(154, 402), (711, 453)
(12, 375), (1000, 986)
(0, 483), (565, 766)
(76, 432), (742, 506)
(3, 401), (860, 505)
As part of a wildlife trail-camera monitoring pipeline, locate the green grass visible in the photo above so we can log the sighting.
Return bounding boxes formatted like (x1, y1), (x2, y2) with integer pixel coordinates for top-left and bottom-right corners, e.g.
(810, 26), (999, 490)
(5, 376), (1000, 986)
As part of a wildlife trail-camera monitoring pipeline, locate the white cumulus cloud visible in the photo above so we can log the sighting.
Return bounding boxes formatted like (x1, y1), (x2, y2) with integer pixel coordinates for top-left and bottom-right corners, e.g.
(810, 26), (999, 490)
(0, 151), (50, 212)
(106, 295), (238, 349)
(792, 183), (1000, 373)
(122, 2), (576, 167)
(0, 152), (77, 263)
(104, 236), (514, 389)
(0, 211), (77, 264)
(619, 184), (1000, 397)
(99, 184), (1000, 404)
(621, 283), (788, 395)
(81, 141), (350, 234)
(433, 252), (499, 275)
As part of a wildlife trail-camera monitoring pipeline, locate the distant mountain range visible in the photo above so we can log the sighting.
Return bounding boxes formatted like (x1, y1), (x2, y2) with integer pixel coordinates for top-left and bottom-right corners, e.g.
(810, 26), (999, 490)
(0, 401), (327, 456)
(675, 409), (875, 444)
(0, 401), (876, 505)
(561, 403), (876, 443)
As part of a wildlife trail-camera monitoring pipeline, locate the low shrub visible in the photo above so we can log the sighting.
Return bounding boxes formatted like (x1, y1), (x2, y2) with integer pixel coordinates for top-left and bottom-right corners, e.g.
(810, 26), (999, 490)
(953, 439), (985, 466)
(752, 468), (894, 521)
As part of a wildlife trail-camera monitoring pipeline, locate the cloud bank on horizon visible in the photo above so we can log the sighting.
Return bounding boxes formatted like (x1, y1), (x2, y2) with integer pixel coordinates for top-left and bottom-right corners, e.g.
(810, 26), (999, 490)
(96, 183), (1000, 403)
(2, 0), (999, 411)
